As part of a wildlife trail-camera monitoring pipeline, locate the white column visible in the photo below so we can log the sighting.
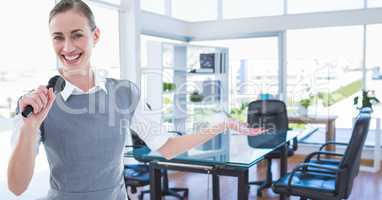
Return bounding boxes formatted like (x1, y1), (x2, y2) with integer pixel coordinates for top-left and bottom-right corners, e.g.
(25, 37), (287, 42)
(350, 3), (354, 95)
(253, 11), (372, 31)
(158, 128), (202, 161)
(279, 31), (287, 101)
(164, 0), (172, 16)
(362, 25), (367, 90)
(217, 0), (223, 20)
(119, 0), (141, 87)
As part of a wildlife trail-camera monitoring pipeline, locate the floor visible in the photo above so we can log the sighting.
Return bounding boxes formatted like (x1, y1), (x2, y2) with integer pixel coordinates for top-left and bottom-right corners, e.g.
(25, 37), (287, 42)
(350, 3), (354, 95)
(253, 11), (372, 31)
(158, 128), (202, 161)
(131, 157), (382, 200)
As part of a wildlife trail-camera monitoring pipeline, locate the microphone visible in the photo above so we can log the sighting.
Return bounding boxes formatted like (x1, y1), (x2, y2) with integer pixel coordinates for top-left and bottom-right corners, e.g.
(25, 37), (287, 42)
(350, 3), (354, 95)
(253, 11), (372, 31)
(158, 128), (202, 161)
(22, 75), (66, 118)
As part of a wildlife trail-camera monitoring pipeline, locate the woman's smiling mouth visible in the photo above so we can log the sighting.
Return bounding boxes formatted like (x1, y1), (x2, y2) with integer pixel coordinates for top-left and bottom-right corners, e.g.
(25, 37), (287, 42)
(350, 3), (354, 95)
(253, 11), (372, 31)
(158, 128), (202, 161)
(62, 53), (82, 65)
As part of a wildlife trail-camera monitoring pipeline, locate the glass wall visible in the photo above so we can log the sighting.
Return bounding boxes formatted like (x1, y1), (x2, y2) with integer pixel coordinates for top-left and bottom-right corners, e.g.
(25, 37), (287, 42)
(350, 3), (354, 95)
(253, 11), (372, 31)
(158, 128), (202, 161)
(172, 0), (218, 21)
(287, 0), (363, 14)
(141, 0), (370, 21)
(141, 0), (166, 15)
(86, 1), (120, 79)
(0, 0), (56, 118)
(287, 26), (363, 142)
(368, 0), (382, 8)
(365, 24), (382, 112)
(0, 1), (56, 199)
(223, 0), (284, 19)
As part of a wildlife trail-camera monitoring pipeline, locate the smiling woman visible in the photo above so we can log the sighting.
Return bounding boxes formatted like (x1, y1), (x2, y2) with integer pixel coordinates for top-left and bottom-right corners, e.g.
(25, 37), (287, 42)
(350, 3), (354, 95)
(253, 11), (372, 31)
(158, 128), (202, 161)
(49, 0), (100, 80)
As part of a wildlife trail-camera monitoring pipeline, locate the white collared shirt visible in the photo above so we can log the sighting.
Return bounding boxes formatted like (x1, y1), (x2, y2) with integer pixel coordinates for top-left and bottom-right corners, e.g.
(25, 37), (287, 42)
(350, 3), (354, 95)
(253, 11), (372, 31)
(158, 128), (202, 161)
(11, 73), (170, 155)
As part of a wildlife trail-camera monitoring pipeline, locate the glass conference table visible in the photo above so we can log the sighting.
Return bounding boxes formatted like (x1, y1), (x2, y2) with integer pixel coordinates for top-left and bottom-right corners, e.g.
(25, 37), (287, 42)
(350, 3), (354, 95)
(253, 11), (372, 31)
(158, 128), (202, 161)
(125, 128), (317, 200)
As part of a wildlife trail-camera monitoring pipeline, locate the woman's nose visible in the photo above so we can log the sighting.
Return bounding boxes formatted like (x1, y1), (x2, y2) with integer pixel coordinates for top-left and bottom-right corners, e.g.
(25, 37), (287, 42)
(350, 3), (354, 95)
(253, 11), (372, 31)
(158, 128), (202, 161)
(63, 39), (75, 52)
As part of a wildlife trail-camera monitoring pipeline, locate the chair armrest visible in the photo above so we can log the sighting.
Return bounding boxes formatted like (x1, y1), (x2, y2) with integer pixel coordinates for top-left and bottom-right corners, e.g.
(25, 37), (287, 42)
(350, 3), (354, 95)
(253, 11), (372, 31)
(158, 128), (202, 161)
(287, 163), (342, 189)
(304, 151), (344, 163)
(317, 150), (344, 161)
(319, 141), (348, 151)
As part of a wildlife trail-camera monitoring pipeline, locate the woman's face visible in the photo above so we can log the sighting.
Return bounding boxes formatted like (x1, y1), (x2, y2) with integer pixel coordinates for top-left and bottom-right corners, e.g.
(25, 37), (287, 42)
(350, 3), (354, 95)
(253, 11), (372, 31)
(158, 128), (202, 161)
(49, 10), (100, 73)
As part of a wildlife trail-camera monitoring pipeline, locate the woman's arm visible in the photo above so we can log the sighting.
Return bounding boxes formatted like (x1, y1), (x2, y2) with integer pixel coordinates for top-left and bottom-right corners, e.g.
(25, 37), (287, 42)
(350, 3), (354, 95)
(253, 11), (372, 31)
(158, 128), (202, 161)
(7, 87), (55, 195)
(158, 125), (222, 160)
(7, 124), (40, 195)
(158, 119), (263, 160)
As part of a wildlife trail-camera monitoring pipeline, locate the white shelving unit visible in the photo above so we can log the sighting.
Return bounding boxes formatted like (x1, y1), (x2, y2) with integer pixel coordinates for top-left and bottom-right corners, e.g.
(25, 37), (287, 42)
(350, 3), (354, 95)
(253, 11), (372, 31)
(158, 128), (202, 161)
(142, 41), (230, 160)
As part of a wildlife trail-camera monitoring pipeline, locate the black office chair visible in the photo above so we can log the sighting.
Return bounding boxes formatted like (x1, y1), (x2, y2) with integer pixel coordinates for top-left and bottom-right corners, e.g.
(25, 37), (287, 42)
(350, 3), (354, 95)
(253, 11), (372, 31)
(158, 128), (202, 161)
(124, 130), (151, 200)
(306, 107), (372, 173)
(272, 113), (371, 200)
(124, 129), (189, 200)
(247, 99), (298, 197)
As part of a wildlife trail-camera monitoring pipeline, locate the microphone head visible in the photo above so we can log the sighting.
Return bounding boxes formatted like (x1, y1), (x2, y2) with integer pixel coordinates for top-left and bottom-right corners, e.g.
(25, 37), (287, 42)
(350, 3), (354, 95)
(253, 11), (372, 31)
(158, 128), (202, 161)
(48, 75), (66, 93)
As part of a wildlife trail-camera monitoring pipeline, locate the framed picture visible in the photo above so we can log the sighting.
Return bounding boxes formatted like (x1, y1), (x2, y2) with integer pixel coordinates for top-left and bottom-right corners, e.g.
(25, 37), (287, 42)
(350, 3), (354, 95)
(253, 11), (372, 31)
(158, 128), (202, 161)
(200, 53), (215, 71)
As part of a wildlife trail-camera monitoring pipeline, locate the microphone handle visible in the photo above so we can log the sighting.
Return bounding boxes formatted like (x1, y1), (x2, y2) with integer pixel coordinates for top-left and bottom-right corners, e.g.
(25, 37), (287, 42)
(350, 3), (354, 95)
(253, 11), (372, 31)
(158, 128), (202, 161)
(21, 105), (34, 118)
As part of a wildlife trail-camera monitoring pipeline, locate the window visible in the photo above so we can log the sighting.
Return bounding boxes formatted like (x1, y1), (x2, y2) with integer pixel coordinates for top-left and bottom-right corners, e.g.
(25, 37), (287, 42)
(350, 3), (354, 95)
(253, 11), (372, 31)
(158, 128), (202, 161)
(0, 1), (55, 198)
(364, 24), (382, 147)
(368, 0), (382, 8)
(288, 0), (363, 14)
(365, 24), (382, 113)
(141, 0), (165, 15)
(103, 0), (121, 5)
(86, 1), (120, 79)
(223, 0), (284, 19)
(0, 0), (56, 117)
(172, 0), (218, 22)
(287, 26), (363, 143)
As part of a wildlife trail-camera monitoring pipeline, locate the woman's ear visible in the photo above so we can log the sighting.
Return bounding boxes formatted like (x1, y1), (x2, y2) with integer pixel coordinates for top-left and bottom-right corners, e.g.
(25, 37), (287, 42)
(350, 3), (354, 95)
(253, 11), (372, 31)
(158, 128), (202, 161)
(93, 27), (100, 46)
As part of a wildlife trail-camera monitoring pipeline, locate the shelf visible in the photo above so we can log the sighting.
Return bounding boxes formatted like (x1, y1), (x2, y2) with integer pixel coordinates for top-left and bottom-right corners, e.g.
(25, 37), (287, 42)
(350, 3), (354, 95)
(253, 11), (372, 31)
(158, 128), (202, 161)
(163, 66), (188, 72)
(188, 72), (216, 76)
(162, 91), (176, 95)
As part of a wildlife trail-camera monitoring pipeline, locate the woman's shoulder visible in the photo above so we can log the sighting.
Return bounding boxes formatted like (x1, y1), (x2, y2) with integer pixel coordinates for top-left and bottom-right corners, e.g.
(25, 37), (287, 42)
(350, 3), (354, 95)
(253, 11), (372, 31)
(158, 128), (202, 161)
(105, 78), (138, 88)
(105, 78), (140, 96)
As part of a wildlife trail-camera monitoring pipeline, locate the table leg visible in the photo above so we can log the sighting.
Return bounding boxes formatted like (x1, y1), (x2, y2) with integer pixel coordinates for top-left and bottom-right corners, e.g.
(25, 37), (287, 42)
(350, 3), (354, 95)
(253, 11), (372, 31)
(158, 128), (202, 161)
(150, 162), (162, 200)
(237, 169), (248, 200)
(212, 174), (220, 200)
(326, 121), (336, 151)
(280, 143), (288, 200)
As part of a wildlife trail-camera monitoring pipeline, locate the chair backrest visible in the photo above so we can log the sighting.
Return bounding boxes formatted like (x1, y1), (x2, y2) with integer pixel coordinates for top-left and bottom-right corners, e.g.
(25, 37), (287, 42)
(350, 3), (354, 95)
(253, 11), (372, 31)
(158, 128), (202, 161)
(247, 100), (289, 148)
(337, 112), (371, 198)
(129, 129), (152, 163)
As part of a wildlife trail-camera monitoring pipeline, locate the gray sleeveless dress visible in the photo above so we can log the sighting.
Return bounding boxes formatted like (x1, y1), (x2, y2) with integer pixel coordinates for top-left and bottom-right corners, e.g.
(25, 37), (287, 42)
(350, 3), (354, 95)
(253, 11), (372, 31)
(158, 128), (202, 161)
(41, 79), (139, 200)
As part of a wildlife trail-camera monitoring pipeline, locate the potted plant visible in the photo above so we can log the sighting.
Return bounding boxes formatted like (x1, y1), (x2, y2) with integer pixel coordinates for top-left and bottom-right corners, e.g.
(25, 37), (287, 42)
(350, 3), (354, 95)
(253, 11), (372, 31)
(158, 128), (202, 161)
(190, 90), (203, 102)
(353, 90), (380, 112)
(162, 82), (176, 92)
(298, 98), (311, 116)
(229, 102), (248, 122)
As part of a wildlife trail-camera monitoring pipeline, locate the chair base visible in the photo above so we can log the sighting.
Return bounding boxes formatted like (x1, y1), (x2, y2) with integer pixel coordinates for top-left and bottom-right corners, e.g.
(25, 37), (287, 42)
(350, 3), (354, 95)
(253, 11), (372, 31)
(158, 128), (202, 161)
(140, 187), (189, 200)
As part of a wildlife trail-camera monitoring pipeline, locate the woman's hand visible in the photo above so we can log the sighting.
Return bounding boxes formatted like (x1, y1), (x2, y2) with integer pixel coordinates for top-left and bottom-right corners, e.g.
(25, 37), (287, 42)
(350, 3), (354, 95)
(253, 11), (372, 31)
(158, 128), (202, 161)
(19, 86), (56, 131)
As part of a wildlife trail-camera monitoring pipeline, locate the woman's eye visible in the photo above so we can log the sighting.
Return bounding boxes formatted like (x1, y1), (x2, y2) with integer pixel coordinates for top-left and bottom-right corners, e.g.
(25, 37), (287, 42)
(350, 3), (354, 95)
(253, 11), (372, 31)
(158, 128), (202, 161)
(72, 34), (83, 40)
(53, 36), (64, 41)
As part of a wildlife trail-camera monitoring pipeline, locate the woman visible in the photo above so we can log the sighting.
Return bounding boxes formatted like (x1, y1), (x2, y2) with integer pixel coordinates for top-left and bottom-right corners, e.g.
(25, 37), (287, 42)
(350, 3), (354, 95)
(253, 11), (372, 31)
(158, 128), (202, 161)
(7, 0), (262, 199)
